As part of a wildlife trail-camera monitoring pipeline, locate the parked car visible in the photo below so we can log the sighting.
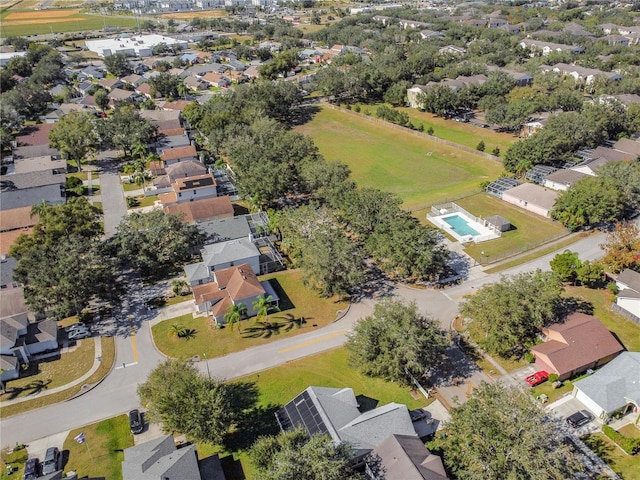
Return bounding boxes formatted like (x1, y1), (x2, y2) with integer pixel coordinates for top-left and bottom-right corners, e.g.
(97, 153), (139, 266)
(566, 410), (593, 428)
(129, 409), (144, 434)
(68, 328), (90, 340)
(41, 447), (60, 475)
(65, 323), (86, 333)
(409, 409), (428, 422)
(525, 370), (549, 387)
(23, 457), (40, 480)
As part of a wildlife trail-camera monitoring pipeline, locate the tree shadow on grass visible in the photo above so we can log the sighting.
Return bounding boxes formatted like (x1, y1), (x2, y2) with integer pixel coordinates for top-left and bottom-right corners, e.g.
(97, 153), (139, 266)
(223, 404), (281, 453)
(582, 434), (615, 465)
(219, 454), (246, 480)
(241, 316), (312, 339)
(555, 296), (594, 320)
(4, 379), (52, 400)
(265, 278), (295, 311)
(178, 328), (198, 340)
(289, 104), (321, 126)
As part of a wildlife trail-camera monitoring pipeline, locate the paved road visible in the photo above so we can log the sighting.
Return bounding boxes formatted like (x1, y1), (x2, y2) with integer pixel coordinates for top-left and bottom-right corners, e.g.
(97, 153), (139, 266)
(0, 232), (605, 447)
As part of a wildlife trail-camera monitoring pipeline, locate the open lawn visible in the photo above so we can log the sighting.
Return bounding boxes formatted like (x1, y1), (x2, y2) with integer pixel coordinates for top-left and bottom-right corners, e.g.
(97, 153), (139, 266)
(64, 415), (134, 480)
(454, 193), (568, 262)
(564, 286), (640, 352)
(159, 9), (228, 20)
(152, 269), (348, 359)
(0, 338), (94, 402)
(0, 446), (28, 480)
(396, 106), (519, 153)
(131, 194), (159, 208)
(0, 9), (138, 37)
(296, 106), (503, 211)
(583, 433), (640, 480)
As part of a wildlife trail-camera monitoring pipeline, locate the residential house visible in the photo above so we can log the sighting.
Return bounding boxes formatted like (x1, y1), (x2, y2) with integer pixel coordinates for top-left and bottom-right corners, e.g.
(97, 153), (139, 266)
(201, 72), (230, 88)
(601, 35), (630, 47)
(572, 352), (640, 424)
(135, 83), (153, 98)
(519, 38), (584, 56)
(486, 67), (533, 87)
(543, 169), (587, 191)
(501, 183), (558, 218)
(366, 434), (448, 480)
(520, 112), (552, 137)
(612, 138), (640, 158)
(614, 269), (640, 321)
(426, 74), (488, 93)
(81, 66), (106, 79)
(0, 206), (38, 255)
(190, 263), (279, 321)
(183, 75), (206, 91)
(16, 124), (55, 147)
(154, 160), (206, 189)
(108, 88), (139, 104)
(12, 145), (60, 161)
(563, 22), (592, 37)
(420, 30), (444, 40)
(154, 134), (191, 153)
(598, 93), (640, 108)
(98, 78), (123, 91)
(160, 145), (198, 166)
(162, 100), (193, 112)
(158, 173), (218, 205)
(122, 434), (215, 480)
(13, 155), (66, 175)
(121, 73), (144, 87)
(198, 215), (257, 245)
(276, 386), (417, 466)
(163, 196), (234, 223)
(540, 63), (622, 85)
(76, 80), (94, 96)
(438, 45), (466, 56)
(0, 170), (66, 211)
(530, 312), (624, 381)
(186, 238), (260, 283)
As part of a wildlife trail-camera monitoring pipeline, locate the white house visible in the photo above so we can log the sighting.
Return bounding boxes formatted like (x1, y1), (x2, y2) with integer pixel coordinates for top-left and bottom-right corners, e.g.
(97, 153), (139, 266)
(501, 183), (558, 218)
(614, 269), (640, 320)
(85, 35), (187, 58)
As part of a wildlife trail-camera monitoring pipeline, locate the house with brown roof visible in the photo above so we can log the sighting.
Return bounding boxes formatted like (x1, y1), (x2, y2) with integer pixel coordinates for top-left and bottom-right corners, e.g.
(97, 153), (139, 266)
(158, 173), (217, 205)
(612, 138), (640, 158)
(159, 145), (198, 166)
(530, 313), (624, 381)
(367, 434), (448, 480)
(189, 263), (279, 322)
(201, 72), (230, 88)
(162, 100), (192, 112)
(163, 196), (233, 223)
(98, 78), (123, 91)
(16, 124), (55, 147)
(614, 269), (640, 321)
(153, 160), (207, 189)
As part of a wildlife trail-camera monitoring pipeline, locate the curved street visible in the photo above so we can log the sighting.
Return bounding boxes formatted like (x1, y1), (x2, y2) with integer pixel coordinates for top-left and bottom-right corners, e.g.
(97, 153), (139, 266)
(0, 229), (606, 447)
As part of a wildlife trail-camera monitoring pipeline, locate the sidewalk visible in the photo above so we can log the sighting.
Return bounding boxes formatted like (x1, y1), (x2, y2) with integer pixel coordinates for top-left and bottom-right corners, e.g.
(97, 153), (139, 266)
(1, 337), (103, 407)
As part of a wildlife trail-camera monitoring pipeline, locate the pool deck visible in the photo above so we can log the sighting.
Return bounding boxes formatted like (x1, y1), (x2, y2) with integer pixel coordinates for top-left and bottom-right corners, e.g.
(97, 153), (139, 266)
(428, 212), (499, 243)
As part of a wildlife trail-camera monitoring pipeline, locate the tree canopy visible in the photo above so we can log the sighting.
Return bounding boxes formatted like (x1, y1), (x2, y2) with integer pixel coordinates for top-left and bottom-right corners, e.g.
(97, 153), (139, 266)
(111, 210), (203, 275)
(460, 270), (563, 358)
(600, 221), (640, 273)
(138, 359), (257, 444)
(103, 53), (132, 77)
(48, 111), (98, 171)
(438, 382), (584, 480)
(250, 428), (362, 480)
(347, 299), (450, 385)
(97, 104), (157, 158)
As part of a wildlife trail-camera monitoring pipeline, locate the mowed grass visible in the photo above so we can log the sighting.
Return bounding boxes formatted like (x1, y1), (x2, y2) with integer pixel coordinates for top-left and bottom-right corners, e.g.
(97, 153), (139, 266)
(296, 106), (503, 210)
(454, 193), (568, 261)
(0, 9), (138, 37)
(152, 269), (348, 359)
(0, 337), (94, 401)
(583, 433), (640, 480)
(396, 106), (519, 153)
(64, 415), (134, 480)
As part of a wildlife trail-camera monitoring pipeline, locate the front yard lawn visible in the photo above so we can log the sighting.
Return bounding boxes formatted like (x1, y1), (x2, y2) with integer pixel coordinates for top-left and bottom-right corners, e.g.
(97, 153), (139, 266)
(296, 106), (503, 210)
(131, 194), (160, 209)
(583, 433), (640, 480)
(63, 415), (134, 480)
(0, 338), (94, 402)
(152, 269), (348, 359)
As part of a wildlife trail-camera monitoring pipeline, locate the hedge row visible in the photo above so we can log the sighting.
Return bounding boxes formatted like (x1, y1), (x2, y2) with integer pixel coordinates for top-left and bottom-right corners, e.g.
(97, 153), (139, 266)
(602, 425), (640, 455)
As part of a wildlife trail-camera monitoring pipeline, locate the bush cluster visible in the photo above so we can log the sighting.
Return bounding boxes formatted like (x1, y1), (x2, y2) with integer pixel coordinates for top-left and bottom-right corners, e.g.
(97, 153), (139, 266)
(602, 425), (640, 455)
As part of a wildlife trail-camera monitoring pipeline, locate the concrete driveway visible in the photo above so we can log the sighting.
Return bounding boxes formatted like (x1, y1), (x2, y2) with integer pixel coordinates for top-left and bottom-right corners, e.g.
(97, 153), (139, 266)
(546, 395), (599, 435)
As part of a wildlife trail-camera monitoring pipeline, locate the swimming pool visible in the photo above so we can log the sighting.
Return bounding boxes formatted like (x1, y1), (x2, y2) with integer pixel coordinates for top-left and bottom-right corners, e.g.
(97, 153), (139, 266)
(442, 214), (480, 237)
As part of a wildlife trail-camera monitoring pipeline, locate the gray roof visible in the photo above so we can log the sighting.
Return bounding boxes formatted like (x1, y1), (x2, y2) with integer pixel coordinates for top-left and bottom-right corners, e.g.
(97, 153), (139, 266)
(617, 269), (640, 293)
(184, 261), (210, 284)
(0, 184), (65, 211)
(0, 171), (66, 191)
(485, 215), (509, 228)
(0, 353), (18, 372)
(165, 160), (206, 181)
(122, 435), (201, 480)
(574, 352), (640, 415)
(156, 134), (192, 151)
(14, 155), (67, 174)
(12, 145), (60, 160)
(370, 434), (448, 480)
(544, 168), (587, 187)
(25, 318), (57, 345)
(0, 256), (18, 288)
(198, 216), (252, 245)
(201, 238), (259, 267)
(0, 312), (29, 351)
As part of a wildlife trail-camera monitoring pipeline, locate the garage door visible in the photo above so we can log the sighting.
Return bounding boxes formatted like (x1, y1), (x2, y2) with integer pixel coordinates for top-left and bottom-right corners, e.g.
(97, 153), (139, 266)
(575, 388), (604, 419)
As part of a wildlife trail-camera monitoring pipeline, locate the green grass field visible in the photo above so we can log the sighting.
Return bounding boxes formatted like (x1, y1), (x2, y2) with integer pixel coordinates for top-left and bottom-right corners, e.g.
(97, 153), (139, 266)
(0, 9), (138, 37)
(152, 269), (348, 359)
(583, 433), (640, 480)
(296, 106), (504, 211)
(64, 415), (134, 480)
(453, 193), (568, 261)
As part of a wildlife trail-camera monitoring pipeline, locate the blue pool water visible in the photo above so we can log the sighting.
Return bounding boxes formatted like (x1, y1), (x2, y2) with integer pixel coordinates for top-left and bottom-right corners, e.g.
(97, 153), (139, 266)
(443, 215), (480, 237)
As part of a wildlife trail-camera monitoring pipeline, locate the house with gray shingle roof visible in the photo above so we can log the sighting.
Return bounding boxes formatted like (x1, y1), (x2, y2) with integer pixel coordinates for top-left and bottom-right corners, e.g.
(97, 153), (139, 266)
(572, 352), (640, 424)
(368, 434), (448, 479)
(122, 435), (205, 480)
(276, 386), (417, 466)
(614, 269), (640, 321)
(184, 238), (260, 287)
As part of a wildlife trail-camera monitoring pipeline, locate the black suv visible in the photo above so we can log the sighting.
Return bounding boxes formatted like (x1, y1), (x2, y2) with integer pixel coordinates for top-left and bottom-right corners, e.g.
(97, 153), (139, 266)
(23, 457), (39, 480)
(566, 410), (593, 428)
(129, 409), (144, 434)
(42, 447), (60, 475)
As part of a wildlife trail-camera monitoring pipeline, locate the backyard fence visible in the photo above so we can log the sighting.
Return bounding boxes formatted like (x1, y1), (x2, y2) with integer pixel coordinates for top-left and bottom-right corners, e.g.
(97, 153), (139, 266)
(322, 102), (502, 163)
(476, 230), (572, 265)
(611, 303), (640, 326)
(427, 202), (503, 242)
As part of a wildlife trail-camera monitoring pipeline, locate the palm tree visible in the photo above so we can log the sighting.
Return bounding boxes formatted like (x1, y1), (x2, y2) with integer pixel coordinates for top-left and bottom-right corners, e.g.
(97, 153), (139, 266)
(252, 295), (279, 324)
(30, 200), (49, 219)
(172, 279), (190, 297)
(177, 82), (188, 100)
(132, 142), (147, 160)
(168, 323), (184, 337)
(131, 171), (147, 188)
(224, 302), (247, 332)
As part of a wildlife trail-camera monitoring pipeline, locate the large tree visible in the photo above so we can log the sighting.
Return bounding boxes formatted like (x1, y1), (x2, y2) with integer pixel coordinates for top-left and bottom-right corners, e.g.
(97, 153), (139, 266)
(111, 210), (202, 275)
(97, 104), (157, 158)
(138, 359), (256, 444)
(103, 53), (132, 77)
(600, 221), (640, 273)
(347, 299), (450, 385)
(13, 235), (117, 317)
(439, 382), (584, 480)
(258, 49), (300, 80)
(460, 270), (563, 358)
(250, 428), (363, 480)
(48, 111), (98, 172)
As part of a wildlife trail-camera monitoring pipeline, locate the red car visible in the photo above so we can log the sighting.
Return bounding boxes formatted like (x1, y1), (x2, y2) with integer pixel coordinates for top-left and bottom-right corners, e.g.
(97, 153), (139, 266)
(525, 371), (549, 387)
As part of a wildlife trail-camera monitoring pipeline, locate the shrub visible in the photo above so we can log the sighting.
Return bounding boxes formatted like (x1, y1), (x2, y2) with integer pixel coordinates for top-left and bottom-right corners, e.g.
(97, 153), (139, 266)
(602, 425), (640, 455)
(427, 126), (434, 135)
(524, 352), (535, 363)
(476, 140), (486, 152)
(606, 282), (619, 295)
(492, 146), (500, 156)
(126, 196), (140, 208)
(548, 373), (559, 383)
(353, 104), (361, 113)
